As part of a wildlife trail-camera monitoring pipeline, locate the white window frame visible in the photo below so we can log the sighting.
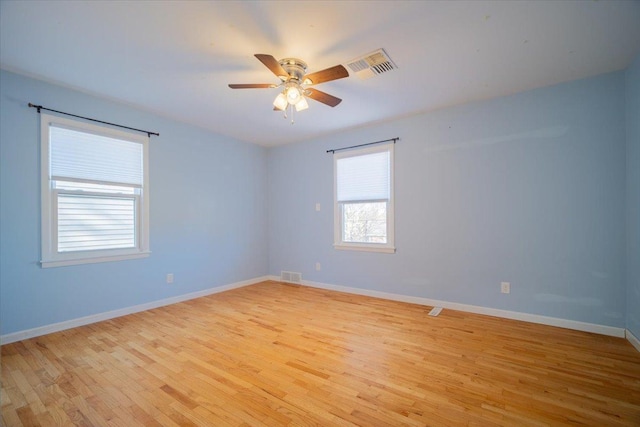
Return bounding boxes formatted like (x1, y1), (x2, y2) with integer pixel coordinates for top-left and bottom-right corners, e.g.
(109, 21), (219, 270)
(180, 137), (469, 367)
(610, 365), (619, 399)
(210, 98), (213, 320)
(40, 113), (150, 268)
(333, 143), (395, 253)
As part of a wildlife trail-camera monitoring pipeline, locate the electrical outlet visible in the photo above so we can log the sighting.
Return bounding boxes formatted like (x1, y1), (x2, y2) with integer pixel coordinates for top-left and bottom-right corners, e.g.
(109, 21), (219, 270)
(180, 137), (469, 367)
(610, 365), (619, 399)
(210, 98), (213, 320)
(315, 262), (321, 271)
(315, 203), (321, 212)
(166, 273), (174, 284)
(501, 282), (510, 294)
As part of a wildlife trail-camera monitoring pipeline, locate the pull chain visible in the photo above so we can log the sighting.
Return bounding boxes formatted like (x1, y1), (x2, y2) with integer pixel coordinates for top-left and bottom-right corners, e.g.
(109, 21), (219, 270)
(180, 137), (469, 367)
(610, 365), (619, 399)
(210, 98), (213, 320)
(280, 102), (296, 125)
(283, 104), (294, 124)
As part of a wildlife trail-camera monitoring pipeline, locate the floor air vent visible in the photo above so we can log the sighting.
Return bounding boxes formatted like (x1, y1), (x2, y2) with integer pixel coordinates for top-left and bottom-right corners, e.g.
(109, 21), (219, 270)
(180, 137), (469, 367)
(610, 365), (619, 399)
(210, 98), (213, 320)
(346, 48), (397, 80)
(281, 271), (302, 284)
(428, 307), (443, 317)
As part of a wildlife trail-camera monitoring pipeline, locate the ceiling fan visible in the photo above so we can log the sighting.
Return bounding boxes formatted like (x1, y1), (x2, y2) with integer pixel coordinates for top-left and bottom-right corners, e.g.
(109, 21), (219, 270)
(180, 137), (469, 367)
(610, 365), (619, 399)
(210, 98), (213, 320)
(229, 54), (349, 121)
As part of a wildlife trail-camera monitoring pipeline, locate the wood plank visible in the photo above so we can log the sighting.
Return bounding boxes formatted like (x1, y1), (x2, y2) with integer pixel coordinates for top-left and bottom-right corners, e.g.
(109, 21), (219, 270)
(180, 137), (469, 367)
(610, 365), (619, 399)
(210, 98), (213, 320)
(2, 281), (640, 425)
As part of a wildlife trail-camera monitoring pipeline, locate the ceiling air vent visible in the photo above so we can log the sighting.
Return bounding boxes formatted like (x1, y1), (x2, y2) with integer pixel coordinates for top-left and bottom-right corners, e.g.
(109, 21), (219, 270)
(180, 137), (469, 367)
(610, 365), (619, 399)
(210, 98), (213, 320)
(346, 48), (397, 80)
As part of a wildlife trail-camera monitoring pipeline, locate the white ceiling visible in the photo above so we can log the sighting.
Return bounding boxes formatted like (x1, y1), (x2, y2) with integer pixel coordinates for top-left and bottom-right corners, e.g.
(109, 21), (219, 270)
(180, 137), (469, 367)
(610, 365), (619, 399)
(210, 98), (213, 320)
(2, 1), (640, 147)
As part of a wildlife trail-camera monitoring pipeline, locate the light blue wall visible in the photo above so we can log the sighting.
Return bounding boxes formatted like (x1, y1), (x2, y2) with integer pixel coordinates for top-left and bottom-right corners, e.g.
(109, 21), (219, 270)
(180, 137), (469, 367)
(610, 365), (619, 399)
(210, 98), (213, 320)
(0, 70), (268, 336)
(268, 72), (627, 327)
(1, 66), (633, 337)
(627, 54), (640, 338)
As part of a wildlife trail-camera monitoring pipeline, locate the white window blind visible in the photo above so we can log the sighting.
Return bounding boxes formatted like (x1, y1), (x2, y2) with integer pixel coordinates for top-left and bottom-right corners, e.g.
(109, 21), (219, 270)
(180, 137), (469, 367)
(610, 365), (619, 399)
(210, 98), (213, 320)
(336, 151), (390, 202)
(50, 126), (143, 186)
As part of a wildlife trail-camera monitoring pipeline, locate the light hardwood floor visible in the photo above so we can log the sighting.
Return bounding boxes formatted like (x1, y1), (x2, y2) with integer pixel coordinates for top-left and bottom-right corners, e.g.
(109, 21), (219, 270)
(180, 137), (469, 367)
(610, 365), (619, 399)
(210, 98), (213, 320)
(2, 281), (640, 426)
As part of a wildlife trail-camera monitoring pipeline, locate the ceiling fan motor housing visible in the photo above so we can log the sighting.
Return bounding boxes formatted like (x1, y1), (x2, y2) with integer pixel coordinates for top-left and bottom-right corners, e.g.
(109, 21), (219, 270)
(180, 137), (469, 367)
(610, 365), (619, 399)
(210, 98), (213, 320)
(279, 58), (307, 83)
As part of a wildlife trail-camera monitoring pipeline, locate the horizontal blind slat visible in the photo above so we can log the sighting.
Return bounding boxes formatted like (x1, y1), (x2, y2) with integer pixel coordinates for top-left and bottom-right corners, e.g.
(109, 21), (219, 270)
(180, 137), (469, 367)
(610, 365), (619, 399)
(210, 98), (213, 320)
(57, 194), (136, 252)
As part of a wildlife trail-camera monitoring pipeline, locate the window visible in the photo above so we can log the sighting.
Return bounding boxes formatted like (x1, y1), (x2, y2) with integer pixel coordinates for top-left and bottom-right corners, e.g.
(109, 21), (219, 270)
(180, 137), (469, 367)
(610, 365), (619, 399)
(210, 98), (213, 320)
(334, 143), (395, 253)
(40, 113), (150, 267)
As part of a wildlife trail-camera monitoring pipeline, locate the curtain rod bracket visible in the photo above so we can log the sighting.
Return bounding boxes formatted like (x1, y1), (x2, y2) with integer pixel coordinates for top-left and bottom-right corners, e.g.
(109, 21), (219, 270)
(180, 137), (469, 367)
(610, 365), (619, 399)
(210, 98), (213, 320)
(28, 102), (159, 137)
(28, 103), (42, 114)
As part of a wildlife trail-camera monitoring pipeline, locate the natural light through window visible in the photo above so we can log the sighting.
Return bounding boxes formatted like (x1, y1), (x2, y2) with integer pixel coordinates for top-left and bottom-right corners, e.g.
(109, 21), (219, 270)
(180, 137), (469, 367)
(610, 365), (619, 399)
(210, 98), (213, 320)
(342, 202), (387, 244)
(334, 143), (395, 253)
(40, 114), (150, 267)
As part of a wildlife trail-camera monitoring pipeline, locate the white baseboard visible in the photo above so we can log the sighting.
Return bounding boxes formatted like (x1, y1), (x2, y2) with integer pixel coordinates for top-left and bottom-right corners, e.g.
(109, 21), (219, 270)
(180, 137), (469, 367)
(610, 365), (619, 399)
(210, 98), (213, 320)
(627, 329), (640, 352)
(289, 277), (626, 338)
(0, 275), (270, 345)
(4, 275), (632, 347)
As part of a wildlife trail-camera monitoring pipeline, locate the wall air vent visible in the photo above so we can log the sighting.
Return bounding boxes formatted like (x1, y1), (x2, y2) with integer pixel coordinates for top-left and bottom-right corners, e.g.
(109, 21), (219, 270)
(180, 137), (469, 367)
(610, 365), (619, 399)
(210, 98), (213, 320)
(346, 48), (398, 80)
(281, 271), (302, 284)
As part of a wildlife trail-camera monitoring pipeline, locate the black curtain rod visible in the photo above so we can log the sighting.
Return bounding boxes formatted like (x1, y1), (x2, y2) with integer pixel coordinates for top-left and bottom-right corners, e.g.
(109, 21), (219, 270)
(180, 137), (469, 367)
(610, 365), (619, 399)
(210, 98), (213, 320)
(28, 103), (159, 137)
(326, 137), (399, 154)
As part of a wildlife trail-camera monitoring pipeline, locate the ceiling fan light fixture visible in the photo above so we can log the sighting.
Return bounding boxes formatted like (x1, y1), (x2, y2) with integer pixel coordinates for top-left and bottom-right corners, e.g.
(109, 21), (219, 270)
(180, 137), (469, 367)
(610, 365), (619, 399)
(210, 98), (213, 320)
(273, 93), (287, 110)
(294, 96), (309, 112)
(285, 85), (301, 104)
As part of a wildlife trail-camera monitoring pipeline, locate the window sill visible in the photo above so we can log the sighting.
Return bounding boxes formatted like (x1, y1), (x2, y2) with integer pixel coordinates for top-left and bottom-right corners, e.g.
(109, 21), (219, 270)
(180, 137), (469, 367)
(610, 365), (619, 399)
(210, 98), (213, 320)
(334, 244), (396, 254)
(41, 251), (151, 268)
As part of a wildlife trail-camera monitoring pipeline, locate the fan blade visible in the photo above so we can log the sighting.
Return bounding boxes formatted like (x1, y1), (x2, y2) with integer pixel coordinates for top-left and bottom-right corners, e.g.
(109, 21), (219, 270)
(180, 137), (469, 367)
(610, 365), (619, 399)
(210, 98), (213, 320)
(228, 83), (277, 89)
(255, 54), (289, 79)
(306, 88), (342, 107)
(303, 65), (349, 85)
